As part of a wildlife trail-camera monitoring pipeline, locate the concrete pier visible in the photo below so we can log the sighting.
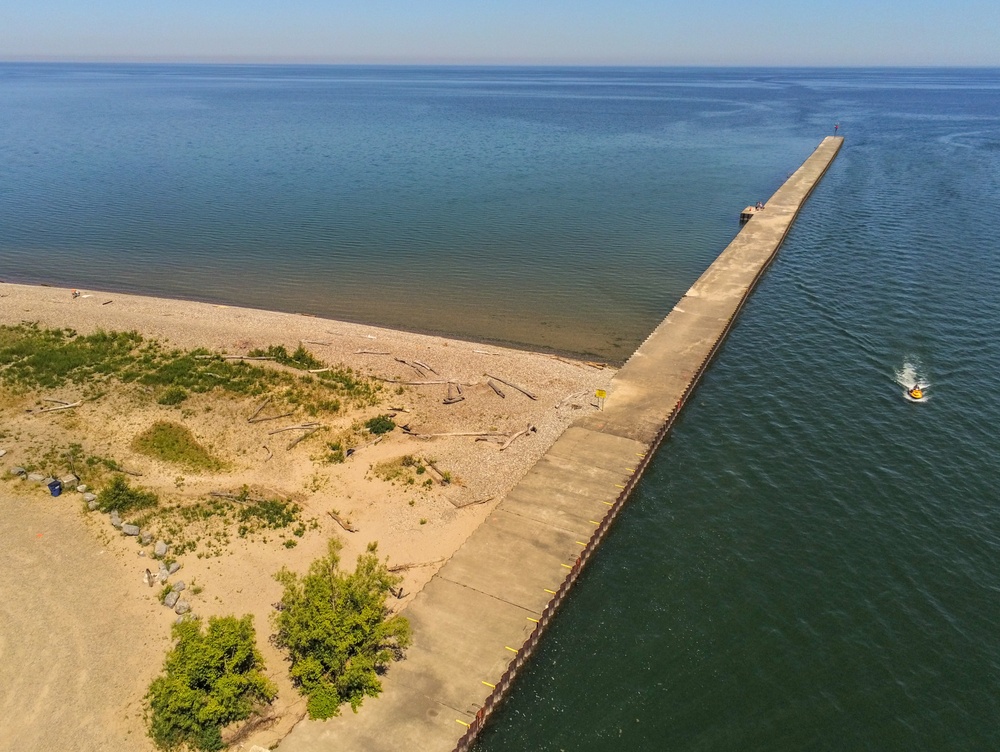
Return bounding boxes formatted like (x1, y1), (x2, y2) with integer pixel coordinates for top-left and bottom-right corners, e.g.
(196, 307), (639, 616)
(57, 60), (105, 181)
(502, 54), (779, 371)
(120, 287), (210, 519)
(281, 136), (844, 752)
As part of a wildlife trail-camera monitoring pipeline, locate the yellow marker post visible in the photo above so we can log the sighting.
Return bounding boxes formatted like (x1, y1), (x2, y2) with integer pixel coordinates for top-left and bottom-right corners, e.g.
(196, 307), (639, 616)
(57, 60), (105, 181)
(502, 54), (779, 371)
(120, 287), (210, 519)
(457, 719), (471, 727)
(589, 520), (600, 525)
(595, 388), (606, 410)
(482, 681), (496, 689)
(561, 563), (572, 569)
(505, 645), (518, 653)
(527, 617), (540, 623)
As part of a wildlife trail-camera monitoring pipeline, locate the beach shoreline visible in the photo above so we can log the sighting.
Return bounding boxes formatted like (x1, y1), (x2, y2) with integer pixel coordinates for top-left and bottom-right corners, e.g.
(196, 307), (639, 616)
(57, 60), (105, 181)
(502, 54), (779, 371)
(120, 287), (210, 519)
(0, 280), (614, 751)
(0, 273), (624, 366)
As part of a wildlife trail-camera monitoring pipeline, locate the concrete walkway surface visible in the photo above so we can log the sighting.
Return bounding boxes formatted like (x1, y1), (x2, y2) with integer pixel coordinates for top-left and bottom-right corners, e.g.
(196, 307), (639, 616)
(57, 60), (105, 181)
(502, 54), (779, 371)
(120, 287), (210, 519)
(281, 136), (843, 752)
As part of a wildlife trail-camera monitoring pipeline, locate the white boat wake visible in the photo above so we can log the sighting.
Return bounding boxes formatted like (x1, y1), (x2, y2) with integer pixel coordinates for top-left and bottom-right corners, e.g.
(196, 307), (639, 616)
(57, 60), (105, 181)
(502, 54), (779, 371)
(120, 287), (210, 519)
(895, 359), (929, 402)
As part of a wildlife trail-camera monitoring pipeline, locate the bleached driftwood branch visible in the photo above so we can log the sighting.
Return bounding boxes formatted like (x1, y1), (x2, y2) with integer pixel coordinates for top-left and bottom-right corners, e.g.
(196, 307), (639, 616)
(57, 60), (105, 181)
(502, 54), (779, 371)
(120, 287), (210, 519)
(484, 374), (538, 400)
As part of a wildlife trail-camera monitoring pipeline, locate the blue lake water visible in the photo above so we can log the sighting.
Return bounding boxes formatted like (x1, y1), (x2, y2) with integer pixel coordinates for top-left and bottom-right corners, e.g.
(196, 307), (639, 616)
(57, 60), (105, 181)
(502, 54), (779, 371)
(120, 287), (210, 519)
(2, 65), (999, 749)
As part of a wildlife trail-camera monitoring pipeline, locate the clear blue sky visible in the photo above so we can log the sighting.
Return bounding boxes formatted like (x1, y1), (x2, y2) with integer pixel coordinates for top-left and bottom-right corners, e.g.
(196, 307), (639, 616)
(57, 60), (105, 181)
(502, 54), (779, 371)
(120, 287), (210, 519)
(2, 0), (997, 66)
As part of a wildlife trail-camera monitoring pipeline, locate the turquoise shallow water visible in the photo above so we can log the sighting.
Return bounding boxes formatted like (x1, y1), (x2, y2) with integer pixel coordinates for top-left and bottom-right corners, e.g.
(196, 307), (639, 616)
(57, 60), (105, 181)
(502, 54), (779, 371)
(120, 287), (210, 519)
(2, 66), (999, 749)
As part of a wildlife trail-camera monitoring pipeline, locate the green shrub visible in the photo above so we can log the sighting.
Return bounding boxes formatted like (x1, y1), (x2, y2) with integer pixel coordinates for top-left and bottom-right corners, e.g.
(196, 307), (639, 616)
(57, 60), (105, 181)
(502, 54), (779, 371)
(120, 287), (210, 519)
(132, 421), (222, 472)
(0, 324), (381, 411)
(364, 415), (396, 435)
(158, 585), (174, 604)
(247, 344), (324, 371)
(157, 386), (189, 406)
(237, 498), (300, 533)
(272, 539), (411, 719)
(97, 475), (159, 514)
(0, 324), (143, 390)
(326, 441), (346, 464)
(146, 615), (276, 752)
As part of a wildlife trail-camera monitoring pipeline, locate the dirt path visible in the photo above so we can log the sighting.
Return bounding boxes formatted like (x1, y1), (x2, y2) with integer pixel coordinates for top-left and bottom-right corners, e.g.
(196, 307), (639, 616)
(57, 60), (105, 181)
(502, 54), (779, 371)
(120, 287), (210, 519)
(0, 492), (165, 752)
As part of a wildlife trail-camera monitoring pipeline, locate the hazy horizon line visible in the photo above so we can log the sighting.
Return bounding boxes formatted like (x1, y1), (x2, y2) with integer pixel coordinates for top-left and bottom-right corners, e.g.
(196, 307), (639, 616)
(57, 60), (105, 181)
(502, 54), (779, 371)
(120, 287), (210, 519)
(2, 57), (998, 70)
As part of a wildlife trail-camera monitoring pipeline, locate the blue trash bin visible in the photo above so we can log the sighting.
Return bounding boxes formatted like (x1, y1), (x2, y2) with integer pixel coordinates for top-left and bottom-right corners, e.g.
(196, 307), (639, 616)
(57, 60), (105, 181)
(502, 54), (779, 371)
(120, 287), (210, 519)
(48, 479), (62, 497)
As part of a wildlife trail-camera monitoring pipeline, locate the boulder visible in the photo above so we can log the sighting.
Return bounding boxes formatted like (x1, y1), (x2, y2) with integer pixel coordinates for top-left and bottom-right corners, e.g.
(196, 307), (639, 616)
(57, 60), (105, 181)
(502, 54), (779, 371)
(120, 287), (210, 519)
(87, 500), (99, 511)
(121, 524), (140, 536)
(174, 600), (191, 615)
(168, 562), (180, 575)
(154, 540), (168, 559)
(109, 510), (122, 529)
(158, 566), (170, 583)
(76, 484), (88, 493)
(83, 492), (97, 503)
(10, 467), (26, 477)
(140, 533), (153, 545)
(172, 581), (186, 593)
(163, 591), (180, 608)
(27, 473), (45, 483)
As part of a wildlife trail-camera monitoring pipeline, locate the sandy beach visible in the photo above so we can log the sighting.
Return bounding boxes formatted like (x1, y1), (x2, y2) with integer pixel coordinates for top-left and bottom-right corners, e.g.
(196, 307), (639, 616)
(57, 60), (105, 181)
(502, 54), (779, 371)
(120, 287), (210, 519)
(0, 281), (613, 750)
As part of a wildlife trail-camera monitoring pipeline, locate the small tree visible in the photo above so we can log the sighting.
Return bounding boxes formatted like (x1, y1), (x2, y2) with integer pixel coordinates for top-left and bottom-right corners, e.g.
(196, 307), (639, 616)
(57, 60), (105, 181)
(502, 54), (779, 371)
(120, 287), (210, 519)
(147, 615), (277, 752)
(272, 539), (411, 719)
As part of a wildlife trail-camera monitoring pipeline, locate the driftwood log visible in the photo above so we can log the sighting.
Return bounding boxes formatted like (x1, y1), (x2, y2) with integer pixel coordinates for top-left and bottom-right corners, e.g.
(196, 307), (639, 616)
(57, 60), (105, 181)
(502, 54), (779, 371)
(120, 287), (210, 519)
(328, 510), (358, 533)
(449, 495), (495, 509)
(267, 423), (320, 435)
(484, 374), (538, 400)
(388, 557), (447, 573)
(37, 401), (82, 413)
(287, 426), (319, 450)
(500, 423), (537, 451)
(395, 358), (429, 376)
(209, 491), (256, 504)
(381, 379), (453, 386)
(248, 396), (270, 421)
(195, 354), (275, 361)
(421, 460), (446, 484)
(443, 381), (465, 405)
(486, 379), (505, 398)
(401, 425), (505, 440)
(248, 411), (295, 424)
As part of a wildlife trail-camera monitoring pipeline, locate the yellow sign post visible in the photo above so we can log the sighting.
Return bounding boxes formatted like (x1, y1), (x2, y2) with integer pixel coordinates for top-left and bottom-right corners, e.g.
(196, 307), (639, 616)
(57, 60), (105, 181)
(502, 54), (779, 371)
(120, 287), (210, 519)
(595, 389), (606, 410)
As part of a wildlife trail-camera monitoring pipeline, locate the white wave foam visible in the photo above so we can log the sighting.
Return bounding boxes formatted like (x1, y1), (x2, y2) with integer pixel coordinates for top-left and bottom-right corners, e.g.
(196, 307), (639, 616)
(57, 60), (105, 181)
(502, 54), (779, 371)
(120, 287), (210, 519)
(896, 358), (930, 401)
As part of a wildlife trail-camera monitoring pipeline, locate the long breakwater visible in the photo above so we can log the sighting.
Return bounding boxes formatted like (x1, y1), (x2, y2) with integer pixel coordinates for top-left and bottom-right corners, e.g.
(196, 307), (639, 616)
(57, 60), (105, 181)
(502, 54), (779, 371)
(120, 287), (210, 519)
(282, 136), (844, 752)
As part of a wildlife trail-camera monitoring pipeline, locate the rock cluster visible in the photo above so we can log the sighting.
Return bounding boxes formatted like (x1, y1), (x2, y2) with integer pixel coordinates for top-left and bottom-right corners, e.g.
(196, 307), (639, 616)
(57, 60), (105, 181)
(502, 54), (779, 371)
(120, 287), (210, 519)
(7, 465), (200, 620)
